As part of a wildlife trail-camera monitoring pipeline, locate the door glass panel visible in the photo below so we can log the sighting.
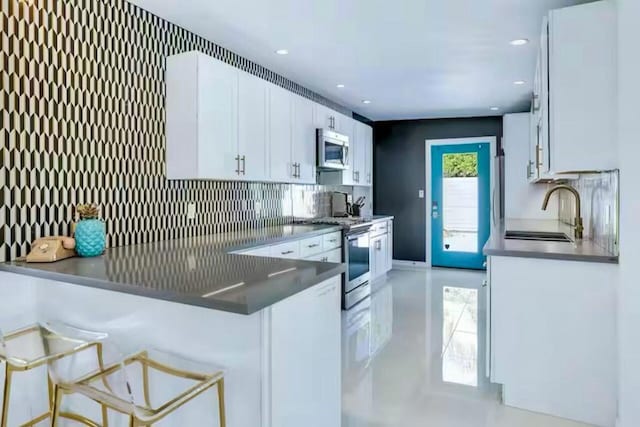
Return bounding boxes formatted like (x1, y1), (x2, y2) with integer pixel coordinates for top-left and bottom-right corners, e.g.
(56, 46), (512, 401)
(442, 286), (478, 386)
(442, 152), (478, 253)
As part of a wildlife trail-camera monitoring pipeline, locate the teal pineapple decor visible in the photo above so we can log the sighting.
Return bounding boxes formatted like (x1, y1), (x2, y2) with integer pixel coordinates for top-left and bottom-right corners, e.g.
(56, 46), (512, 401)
(74, 204), (106, 257)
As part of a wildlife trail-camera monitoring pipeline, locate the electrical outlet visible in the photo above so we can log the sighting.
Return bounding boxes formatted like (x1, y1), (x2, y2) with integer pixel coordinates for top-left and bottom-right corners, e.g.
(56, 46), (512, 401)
(187, 203), (196, 220)
(418, 190), (425, 199)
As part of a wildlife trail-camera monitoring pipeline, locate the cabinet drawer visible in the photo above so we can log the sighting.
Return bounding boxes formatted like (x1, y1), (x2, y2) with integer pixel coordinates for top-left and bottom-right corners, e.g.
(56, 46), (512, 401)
(299, 235), (325, 258)
(270, 241), (300, 259)
(370, 221), (389, 237)
(306, 248), (342, 263)
(322, 232), (342, 251)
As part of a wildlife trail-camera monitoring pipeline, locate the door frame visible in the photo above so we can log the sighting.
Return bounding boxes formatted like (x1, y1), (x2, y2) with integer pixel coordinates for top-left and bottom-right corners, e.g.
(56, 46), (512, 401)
(425, 137), (497, 267)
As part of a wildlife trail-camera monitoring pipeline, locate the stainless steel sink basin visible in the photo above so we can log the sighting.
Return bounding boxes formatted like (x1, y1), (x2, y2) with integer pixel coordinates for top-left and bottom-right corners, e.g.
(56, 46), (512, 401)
(504, 230), (572, 243)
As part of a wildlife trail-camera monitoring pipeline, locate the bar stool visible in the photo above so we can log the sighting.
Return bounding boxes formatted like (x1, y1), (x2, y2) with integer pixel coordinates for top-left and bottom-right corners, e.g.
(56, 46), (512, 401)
(49, 345), (226, 427)
(0, 322), (108, 427)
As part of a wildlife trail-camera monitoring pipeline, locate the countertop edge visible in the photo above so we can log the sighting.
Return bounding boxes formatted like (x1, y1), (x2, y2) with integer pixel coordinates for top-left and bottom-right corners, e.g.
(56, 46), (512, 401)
(0, 260), (347, 315)
(483, 247), (619, 264)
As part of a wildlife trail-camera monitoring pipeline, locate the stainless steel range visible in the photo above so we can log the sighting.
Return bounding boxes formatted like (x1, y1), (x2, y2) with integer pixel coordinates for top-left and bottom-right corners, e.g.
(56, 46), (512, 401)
(302, 217), (373, 309)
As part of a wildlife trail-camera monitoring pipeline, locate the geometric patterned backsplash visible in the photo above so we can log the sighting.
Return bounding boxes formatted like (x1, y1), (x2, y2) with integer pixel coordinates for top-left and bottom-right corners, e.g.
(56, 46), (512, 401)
(0, 0), (355, 262)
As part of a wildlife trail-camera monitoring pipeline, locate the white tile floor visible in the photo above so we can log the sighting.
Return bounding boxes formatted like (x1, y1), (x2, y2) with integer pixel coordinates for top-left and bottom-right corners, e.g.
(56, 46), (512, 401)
(342, 268), (592, 427)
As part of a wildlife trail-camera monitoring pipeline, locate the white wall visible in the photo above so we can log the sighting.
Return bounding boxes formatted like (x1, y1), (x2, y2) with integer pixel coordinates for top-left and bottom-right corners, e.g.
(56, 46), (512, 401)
(617, 0), (640, 425)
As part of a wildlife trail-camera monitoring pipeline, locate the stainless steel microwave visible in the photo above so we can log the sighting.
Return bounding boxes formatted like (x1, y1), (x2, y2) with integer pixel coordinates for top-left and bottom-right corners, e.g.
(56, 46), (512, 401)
(317, 129), (349, 170)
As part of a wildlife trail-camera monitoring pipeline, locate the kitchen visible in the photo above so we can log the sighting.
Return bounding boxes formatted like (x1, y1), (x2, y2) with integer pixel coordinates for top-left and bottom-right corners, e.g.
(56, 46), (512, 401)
(0, 0), (638, 427)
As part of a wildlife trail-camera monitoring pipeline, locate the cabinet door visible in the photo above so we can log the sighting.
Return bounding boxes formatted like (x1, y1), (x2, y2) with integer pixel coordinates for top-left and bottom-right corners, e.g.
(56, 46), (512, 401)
(292, 95), (317, 184)
(269, 84), (293, 182)
(369, 235), (381, 279)
(270, 277), (341, 427)
(538, 18), (551, 174)
(238, 71), (268, 181)
(363, 124), (373, 186)
(197, 55), (239, 180)
(386, 222), (393, 272)
(343, 119), (357, 186)
(377, 234), (389, 276)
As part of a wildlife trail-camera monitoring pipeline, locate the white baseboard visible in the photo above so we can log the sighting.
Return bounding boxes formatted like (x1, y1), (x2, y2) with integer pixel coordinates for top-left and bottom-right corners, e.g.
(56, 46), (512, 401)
(392, 259), (429, 269)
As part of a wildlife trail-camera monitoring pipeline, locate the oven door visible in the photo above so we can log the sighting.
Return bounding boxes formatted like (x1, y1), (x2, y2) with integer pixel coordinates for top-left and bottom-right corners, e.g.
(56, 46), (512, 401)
(318, 130), (349, 170)
(345, 230), (371, 293)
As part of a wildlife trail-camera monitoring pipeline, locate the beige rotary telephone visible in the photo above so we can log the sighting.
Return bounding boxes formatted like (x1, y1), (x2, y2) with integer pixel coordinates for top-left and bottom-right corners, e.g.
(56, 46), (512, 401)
(26, 236), (76, 263)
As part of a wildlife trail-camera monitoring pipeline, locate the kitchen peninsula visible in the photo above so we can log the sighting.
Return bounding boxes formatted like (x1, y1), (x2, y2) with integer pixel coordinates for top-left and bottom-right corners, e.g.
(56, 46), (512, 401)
(0, 224), (346, 427)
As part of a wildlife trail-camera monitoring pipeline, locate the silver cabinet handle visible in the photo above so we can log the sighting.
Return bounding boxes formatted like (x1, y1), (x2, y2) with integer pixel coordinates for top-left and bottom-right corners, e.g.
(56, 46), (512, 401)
(307, 243), (320, 248)
(376, 240), (382, 250)
(321, 256), (328, 262)
(241, 155), (246, 175)
(328, 239), (337, 243)
(235, 155), (240, 175)
(281, 250), (294, 255)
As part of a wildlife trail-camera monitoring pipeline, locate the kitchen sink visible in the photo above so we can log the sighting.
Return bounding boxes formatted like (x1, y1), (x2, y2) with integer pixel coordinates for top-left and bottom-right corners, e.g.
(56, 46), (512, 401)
(504, 230), (572, 243)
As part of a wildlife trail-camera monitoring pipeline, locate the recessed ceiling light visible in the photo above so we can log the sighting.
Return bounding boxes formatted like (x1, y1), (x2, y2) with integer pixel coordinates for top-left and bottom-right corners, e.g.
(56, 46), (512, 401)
(490, 107), (500, 111)
(510, 38), (529, 46)
(513, 80), (526, 85)
(362, 100), (371, 104)
(275, 49), (289, 55)
(336, 84), (345, 88)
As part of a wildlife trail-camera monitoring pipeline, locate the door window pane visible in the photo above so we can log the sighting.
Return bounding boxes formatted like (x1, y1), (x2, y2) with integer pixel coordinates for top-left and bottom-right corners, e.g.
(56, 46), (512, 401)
(442, 153), (478, 253)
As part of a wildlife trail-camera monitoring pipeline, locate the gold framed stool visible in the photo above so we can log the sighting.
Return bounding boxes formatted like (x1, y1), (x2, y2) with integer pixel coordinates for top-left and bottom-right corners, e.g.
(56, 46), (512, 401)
(50, 348), (226, 427)
(0, 322), (107, 427)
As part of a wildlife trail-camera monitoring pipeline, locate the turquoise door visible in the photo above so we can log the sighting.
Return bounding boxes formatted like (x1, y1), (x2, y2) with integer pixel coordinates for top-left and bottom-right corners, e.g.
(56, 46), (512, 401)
(431, 143), (491, 270)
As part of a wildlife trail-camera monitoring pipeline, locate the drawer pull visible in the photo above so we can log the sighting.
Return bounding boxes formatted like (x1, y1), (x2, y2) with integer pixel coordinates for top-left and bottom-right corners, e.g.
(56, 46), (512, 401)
(321, 257), (328, 262)
(328, 239), (337, 243)
(281, 250), (294, 255)
(307, 244), (320, 248)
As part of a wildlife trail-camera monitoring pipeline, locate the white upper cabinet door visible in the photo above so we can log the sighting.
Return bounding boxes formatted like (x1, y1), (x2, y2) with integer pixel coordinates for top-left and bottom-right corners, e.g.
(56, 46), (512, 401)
(351, 121), (372, 187)
(366, 125), (373, 186)
(548, 1), (617, 173)
(342, 119), (357, 186)
(238, 71), (268, 181)
(166, 52), (239, 180)
(269, 84), (294, 182)
(292, 94), (317, 184)
(196, 54), (239, 180)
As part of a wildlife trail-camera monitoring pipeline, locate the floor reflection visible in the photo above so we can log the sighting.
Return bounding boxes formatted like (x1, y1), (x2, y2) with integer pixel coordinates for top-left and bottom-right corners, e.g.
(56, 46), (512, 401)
(442, 286), (478, 387)
(342, 268), (591, 427)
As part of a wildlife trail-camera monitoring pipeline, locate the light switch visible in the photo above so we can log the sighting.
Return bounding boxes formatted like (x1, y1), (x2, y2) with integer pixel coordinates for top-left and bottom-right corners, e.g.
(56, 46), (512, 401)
(418, 190), (425, 199)
(187, 203), (196, 220)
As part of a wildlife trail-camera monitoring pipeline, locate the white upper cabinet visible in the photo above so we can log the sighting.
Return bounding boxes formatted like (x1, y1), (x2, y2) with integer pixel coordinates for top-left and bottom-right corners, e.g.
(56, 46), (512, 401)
(545, 1), (617, 173)
(166, 52), (239, 180)
(268, 84), (294, 182)
(239, 71), (268, 181)
(166, 51), (344, 184)
(292, 94), (317, 184)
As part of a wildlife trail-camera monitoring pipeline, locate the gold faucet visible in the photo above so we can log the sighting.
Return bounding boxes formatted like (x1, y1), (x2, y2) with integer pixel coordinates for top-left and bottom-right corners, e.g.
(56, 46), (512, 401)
(541, 184), (584, 240)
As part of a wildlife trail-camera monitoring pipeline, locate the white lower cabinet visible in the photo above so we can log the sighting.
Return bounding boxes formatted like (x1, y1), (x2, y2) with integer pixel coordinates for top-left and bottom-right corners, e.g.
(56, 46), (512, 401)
(270, 277), (341, 427)
(489, 255), (617, 426)
(370, 220), (393, 281)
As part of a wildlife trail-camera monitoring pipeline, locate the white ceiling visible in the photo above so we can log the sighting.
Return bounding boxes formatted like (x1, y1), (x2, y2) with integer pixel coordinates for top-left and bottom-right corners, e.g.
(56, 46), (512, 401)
(129, 0), (594, 121)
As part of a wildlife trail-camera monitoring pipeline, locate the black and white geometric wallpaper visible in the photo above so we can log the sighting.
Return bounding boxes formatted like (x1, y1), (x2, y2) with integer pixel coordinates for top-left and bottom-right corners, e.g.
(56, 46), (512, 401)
(0, 0), (351, 262)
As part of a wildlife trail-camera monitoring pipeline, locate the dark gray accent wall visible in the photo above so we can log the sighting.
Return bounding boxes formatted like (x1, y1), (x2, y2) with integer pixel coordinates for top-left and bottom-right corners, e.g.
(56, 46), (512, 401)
(373, 117), (503, 262)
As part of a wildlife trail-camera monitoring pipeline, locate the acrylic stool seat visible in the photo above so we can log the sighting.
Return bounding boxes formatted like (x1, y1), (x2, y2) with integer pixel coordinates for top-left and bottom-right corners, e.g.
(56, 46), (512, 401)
(50, 347), (226, 427)
(0, 322), (107, 427)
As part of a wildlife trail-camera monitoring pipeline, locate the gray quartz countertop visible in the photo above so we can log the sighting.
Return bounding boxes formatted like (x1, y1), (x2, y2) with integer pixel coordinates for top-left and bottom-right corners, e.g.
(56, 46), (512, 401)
(0, 224), (346, 315)
(483, 219), (618, 264)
